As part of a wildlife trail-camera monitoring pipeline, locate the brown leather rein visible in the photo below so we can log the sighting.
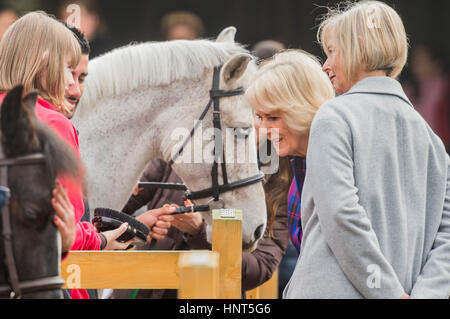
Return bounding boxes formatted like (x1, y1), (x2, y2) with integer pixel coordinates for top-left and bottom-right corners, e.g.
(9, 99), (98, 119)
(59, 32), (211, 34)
(0, 151), (65, 299)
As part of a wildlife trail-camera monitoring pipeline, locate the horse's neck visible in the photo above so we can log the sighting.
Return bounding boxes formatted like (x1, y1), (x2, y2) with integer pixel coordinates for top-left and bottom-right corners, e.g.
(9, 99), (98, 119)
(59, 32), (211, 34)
(0, 215), (62, 298)
(75, 78), (209, 211)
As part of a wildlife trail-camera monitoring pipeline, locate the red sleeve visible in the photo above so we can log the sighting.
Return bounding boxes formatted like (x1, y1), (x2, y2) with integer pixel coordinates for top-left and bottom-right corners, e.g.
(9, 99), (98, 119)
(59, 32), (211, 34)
(71, 289), (90, 299)
(35, 102), (101, 251)
(71, 221), (102, 251)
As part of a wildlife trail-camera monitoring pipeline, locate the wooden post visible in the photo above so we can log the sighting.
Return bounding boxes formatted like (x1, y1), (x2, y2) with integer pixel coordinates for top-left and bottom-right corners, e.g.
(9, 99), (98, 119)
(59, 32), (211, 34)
(212, 209), (242, 299)
(177, 251), (219, 299)
(246, 269), (279, 299)
(246, 287), (260, 299)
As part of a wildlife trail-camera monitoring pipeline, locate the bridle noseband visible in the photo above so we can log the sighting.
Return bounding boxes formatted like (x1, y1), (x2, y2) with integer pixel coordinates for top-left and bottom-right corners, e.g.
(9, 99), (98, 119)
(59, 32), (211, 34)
(0, 150), (65, 299)
(140, 65), (265, 204)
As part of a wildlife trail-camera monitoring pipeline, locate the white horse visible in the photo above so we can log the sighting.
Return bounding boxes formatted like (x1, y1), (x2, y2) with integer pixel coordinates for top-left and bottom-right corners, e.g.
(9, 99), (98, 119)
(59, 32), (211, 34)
(72, 27), (267, 249)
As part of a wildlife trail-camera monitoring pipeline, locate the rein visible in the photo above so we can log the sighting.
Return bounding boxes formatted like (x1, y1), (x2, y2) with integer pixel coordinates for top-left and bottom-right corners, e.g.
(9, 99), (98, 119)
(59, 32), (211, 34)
(0, 151), (65, 299)
(140, 65), (265, 205)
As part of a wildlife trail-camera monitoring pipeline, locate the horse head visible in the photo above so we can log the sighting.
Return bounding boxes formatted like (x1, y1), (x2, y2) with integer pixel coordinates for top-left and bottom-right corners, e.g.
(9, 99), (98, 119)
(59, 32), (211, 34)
(73, 27), (267, 251)
(164, 28), (267, 250)
(0, 85), (83, 298)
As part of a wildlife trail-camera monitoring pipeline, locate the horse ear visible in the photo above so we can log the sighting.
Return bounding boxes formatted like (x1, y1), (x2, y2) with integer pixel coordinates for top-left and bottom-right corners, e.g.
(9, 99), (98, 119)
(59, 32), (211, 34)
(1, 85), (25, 139)
(1, 86), (39, 156)
(220, 53), (253, 87)
(216, 27), (237, 43)
(22, 91), (39, 112)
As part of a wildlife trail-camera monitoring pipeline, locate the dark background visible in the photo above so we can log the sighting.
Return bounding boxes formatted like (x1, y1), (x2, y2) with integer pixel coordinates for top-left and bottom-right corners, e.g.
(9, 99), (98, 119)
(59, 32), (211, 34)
(1, 1), (449, 149)
(2, 0), (450, 71)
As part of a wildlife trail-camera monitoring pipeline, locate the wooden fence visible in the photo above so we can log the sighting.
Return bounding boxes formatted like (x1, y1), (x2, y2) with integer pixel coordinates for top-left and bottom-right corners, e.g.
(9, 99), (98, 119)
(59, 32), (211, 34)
(61, 209), (277, 299)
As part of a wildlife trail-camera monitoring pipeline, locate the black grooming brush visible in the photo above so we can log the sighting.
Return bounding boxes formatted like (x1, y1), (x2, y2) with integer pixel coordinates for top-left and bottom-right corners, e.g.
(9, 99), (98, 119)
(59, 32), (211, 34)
(92, 208), (149, 246)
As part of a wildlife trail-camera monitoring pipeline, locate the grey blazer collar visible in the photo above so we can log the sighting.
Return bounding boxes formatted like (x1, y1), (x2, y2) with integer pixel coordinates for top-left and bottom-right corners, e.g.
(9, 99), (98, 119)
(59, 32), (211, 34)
(343, 76), (413, 107)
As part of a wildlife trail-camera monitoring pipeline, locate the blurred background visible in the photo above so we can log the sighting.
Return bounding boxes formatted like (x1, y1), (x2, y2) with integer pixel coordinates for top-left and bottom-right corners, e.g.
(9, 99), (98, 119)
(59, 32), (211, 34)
(1, 0), (448, 58)
(0, 0), (449, 148)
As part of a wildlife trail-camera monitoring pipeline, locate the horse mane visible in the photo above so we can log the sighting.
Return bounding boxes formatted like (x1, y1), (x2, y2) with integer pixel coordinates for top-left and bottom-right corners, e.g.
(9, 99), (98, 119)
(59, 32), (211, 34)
(81, 39), (249, 108)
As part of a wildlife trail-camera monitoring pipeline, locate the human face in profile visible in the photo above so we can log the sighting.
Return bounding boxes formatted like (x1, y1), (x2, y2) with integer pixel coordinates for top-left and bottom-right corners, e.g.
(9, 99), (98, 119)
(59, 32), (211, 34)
(65, 54), (89, 118)
(322, 31), (352, 95)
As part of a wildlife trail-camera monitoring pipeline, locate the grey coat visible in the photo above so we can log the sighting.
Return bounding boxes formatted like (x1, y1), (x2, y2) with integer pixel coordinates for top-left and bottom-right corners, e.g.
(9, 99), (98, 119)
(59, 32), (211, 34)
(283, 76), (450, 299)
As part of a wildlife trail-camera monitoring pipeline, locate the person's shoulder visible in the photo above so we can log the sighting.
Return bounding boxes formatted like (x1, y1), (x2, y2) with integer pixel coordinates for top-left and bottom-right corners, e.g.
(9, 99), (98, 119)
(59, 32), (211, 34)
(314, 96), (353, 123)
(35, 100), (75, 130)
(321, 92), (366, 110)
(309, 96), (360, 140)
(35, 99), (79, 148)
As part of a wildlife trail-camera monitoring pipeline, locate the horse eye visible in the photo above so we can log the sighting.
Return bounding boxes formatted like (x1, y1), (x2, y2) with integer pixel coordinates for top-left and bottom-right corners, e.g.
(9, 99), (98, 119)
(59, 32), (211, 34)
(235, 127), (250, 139)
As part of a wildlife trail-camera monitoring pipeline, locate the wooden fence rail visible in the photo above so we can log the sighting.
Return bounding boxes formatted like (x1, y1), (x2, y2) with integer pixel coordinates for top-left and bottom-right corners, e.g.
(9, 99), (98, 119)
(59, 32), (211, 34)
(61, 250), (219, 298)
(61, 209), (277, 299)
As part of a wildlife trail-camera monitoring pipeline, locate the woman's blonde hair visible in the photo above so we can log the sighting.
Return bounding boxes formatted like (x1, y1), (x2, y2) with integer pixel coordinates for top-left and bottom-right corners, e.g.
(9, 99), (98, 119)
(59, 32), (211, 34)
(317, 0), (408, 81)
(245, 50), (335, 136)
(0, 11), (81, 117)
(264, 156), (292, 238)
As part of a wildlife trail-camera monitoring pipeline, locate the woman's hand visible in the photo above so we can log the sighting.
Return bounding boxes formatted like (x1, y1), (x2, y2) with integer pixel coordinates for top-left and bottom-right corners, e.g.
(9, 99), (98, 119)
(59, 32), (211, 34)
(171, 212), (203, 235)
(101, 223), (134, 250)
(52, 181), (75, 253)
(170, 200), (204, 235)
(136, 204), (176, 242)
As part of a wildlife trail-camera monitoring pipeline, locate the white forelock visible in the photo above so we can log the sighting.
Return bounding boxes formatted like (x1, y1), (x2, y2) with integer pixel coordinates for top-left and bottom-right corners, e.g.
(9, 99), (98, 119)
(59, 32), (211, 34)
(82, 39), (249, 108)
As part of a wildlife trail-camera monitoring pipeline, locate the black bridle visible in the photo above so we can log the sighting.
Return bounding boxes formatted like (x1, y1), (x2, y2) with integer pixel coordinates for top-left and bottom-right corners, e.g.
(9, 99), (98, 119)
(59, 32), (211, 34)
(139, 65), (265, 205)
(0, 150), (65, 299)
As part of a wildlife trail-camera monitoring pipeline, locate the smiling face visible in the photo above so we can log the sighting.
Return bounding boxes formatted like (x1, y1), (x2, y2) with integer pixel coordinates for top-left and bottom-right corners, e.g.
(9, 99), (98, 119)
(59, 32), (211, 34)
(255, 110), (306, 158)
(318, 2), (409, 94)
(245, 51), (335, 158)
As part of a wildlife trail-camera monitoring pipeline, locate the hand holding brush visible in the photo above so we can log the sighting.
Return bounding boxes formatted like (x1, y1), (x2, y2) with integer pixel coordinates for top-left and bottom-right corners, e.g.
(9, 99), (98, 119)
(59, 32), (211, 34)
(136, 205), (177, 242)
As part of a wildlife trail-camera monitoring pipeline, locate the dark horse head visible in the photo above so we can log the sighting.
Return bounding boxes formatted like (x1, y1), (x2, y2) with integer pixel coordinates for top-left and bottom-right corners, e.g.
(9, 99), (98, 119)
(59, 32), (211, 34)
(0, 86), (83, 299)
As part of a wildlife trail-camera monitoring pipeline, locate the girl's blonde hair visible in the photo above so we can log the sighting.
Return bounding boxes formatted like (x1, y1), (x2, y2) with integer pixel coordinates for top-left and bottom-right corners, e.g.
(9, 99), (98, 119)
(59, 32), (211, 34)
(318, 0), (408, 81)
(0, 11), (81, 117)
(245, 50), (335, 136)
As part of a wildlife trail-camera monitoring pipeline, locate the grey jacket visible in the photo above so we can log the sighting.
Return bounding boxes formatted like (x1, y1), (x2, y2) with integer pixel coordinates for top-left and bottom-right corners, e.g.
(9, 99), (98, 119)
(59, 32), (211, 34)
(283, 76), (450, 299)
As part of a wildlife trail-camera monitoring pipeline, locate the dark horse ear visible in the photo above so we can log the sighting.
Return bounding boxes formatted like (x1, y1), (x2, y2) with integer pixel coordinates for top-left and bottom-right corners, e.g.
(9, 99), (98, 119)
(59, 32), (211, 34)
(1, 86), (40, 157)
(22, 91), (39, 112)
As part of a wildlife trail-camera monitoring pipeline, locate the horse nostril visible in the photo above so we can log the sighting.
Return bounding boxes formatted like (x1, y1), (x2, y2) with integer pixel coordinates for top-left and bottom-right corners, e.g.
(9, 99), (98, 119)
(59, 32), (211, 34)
(254, 224), (265, 240)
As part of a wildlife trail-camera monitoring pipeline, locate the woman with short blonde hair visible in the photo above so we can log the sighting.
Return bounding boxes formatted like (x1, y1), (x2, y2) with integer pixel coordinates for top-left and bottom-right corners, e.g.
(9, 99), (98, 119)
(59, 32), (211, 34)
(284, 1), (450, 299)
(246, 49), (335, 254)
(246, 50), (335, 138)
(0, 11), (80, 118)
(318, 0), (408, 84)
